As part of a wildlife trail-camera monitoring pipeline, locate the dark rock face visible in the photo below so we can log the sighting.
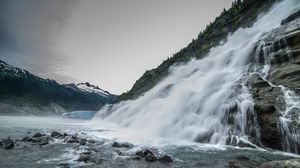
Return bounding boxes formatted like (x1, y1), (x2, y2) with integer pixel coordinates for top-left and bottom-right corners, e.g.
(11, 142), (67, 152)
(281, 9), (300, 25)
(249, 74), (284, 150)
(249, 13), (300, 153)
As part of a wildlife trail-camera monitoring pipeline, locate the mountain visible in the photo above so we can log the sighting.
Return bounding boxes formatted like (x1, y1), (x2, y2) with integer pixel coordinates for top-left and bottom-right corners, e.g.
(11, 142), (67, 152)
(0, 60), (116, 115)
(118, 0), (278, 101)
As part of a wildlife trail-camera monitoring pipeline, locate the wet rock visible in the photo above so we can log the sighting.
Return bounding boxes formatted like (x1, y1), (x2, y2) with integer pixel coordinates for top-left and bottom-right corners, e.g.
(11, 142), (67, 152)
(235, 156), (250, 161)
(228, 160), (239, 168)
(133, 156), (142, 161)
(112, 142), (133, 148)
(77, 153), (91, 163)
(249, 74), (284, 150)
(82, 151), (91, 155)
(87, 148), (99, 153)
(88, 139), (96, 144)
(39, 138), (49, 146)
(144, 149), (157, 162)
(259, 159), (300, 168)
(79, 138), (87, 145)
(62, 133), (68, 138)
(32, 132), (43, 138)
(135, 151), (145, 157)
(50, 131), (62, 138)
(158, 155), (173, 163)
(67, 137), (80, 143)
(32, 136), (49, 145)
(135, 149), (158, 162)
(281, 9), (300, 25)
(57, 163), (70, 168)
(2, 138), (14, 149)
(145, 154), (157, 162)
(20, 136), (33, 142)
(68, 139), (79, 143)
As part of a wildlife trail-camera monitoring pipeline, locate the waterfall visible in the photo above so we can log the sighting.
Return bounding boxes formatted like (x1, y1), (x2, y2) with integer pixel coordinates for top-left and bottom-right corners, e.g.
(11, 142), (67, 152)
(92, 0), (300, 148)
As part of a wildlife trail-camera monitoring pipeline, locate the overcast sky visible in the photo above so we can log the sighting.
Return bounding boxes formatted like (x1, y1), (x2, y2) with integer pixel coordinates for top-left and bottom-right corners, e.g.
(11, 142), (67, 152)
(0, 0), (233, 94)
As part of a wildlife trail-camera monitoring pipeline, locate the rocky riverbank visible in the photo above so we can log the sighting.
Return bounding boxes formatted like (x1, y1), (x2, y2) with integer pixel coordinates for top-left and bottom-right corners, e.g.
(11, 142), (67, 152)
(1, 130), (299, 168)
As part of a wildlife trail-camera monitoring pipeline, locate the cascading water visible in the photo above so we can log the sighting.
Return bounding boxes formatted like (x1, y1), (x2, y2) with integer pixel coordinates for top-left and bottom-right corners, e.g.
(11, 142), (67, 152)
(253, 17), (300, 153)
(279, 87), (300, 153)
(92, 0), (300, 150)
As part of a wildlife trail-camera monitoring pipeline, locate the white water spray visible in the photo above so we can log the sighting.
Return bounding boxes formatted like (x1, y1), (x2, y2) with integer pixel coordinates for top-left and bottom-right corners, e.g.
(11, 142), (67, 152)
(92, 0), (300, 147)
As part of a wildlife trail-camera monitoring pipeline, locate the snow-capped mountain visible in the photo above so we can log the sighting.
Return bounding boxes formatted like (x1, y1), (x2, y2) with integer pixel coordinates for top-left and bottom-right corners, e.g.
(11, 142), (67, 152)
(65, 82), (113, 98)
(0, 60), (116, 115)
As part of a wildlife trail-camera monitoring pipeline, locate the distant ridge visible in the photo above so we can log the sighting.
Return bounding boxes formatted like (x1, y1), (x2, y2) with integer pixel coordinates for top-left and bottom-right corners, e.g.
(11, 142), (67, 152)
(0, 60), (116, 115)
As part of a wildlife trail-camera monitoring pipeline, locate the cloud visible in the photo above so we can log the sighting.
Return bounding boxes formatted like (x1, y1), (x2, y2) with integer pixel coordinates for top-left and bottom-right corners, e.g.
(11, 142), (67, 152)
(0, 0), (78, 82)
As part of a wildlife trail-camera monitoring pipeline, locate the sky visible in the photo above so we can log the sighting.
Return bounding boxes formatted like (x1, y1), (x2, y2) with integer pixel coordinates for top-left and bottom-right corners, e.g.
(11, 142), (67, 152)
(0, 0), (233, 94)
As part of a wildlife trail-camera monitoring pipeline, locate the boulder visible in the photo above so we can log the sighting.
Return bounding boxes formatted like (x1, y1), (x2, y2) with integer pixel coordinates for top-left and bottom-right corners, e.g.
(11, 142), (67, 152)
(112, 142), (133, 148)
(158, 155), (173, 163)
(135, 151), (145, 157)
(32, 132), (43, 138)
(2, 138), (14, 149)
(20, 136), (34, 142)
(50, 131), (62, 138)
(77, 153), (92, 163)
(144, 149), (157, 162)
(79, 138), (87, 145)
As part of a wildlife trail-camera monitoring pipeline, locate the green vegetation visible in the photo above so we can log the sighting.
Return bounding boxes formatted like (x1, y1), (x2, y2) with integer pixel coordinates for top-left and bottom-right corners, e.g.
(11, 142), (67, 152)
(118, 0), (279, 102)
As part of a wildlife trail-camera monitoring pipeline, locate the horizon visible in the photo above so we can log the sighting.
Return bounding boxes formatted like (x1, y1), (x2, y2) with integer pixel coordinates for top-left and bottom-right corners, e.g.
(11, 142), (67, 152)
(0, 0), (233, 94)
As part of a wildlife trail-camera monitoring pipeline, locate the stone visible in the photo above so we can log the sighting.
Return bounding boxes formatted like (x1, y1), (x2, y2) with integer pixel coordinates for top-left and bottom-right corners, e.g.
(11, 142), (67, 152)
(20, 136), (33, 142)
(158, 155), (173, 163)
(67, 137), (79, 143)
(50, 131), (62, 138)
(77, 154), (91, 163)
(88, 139), (96, 144)
(135, 151), (145, 157)
(79, 138), (87, 145)
(39, 139), (49, 146)
(145, 154), (157, 162)
(112, 142), (133, 148)
(235, 156), (250, 161)
(32, 132), (43, 138)
(144, 149), (157, 162)
(2, 138), (14, 149)
(57, 163), (69, 168)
